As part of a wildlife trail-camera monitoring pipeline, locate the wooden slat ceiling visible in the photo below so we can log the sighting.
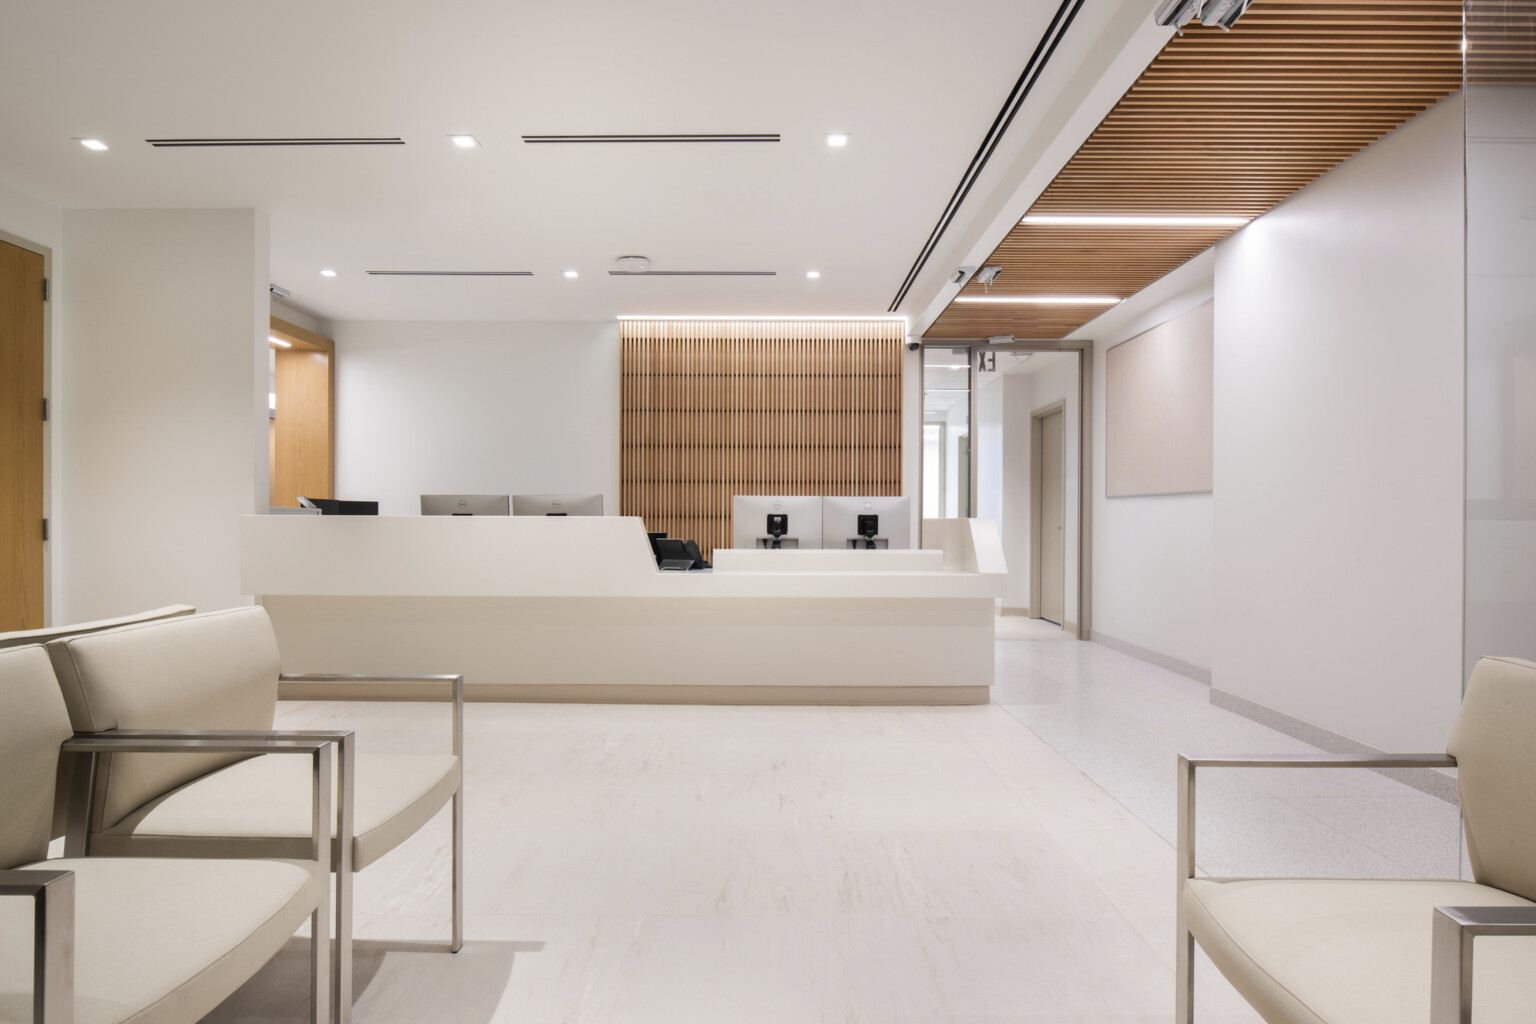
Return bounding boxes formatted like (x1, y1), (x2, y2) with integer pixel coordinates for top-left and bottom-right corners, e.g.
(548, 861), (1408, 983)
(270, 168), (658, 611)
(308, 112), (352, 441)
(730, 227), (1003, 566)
(926, 0), (1466, 340)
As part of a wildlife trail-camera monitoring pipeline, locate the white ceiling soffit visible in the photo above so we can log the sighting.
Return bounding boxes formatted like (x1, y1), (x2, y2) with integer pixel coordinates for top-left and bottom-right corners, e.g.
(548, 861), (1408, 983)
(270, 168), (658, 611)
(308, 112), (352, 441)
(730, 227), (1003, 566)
(0, 0), (1161, 323)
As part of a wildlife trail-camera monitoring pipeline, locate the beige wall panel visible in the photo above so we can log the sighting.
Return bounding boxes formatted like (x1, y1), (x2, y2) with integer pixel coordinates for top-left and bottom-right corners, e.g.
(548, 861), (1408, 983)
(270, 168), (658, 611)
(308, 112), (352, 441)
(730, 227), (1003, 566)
(1106, 300), (1213, 498)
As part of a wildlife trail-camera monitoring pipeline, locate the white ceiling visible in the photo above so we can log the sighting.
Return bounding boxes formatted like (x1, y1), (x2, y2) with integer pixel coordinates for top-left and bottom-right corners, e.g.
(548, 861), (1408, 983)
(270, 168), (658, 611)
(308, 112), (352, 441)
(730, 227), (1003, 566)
(0, 0), (1157, 323)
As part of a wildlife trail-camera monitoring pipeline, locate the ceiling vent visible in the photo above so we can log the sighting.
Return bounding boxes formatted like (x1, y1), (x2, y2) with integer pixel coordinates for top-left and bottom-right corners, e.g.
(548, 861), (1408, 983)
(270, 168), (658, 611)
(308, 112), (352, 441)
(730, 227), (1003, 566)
(146, 137), (405, 147)
(365, 270), (533, 276)
(522, 133), (778, 144)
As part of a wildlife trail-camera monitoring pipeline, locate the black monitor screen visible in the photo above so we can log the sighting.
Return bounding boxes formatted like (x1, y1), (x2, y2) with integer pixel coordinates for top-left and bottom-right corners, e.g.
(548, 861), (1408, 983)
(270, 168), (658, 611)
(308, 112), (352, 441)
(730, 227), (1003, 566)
(857, 514), (879, 538)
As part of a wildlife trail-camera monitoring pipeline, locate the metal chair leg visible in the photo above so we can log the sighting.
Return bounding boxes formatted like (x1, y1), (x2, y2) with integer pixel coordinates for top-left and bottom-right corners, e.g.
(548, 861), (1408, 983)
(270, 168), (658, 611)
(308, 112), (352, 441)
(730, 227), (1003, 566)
(451, 785), (464, 952)
(1176, 919), (1195, 1024)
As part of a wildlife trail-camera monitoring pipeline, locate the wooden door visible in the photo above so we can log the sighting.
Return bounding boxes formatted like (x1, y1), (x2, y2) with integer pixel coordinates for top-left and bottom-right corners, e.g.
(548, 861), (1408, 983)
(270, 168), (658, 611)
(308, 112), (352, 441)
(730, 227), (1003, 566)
(1037, 408), (1065, 625)
(1, 239), (45, 630)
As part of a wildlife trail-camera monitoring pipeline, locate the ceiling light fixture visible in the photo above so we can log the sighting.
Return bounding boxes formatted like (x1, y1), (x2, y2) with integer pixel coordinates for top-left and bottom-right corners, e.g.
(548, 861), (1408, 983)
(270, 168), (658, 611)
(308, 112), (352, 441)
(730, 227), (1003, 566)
(79, 138), (108, 151)
(449, 135), (479, 148)
(954, 295), (1120, 305)
(563, 270), (579, 279)
(825, 133), (849, 147)
(269, 336), (292, 348)
(319, 269), (337, 277)
(806, 270), (821, 279)
(1022, 214), (1250, 227)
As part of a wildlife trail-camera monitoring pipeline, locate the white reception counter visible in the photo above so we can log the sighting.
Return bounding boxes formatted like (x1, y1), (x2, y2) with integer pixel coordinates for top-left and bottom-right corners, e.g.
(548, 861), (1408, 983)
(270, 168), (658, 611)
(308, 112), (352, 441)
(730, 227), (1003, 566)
(241, 515), (1005, 704)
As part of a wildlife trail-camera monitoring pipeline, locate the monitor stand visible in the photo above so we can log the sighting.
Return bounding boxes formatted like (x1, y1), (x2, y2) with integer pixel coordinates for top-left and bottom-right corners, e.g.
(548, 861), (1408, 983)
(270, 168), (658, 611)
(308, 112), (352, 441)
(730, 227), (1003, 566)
(846, 537), (889, 550)
(756, 537), (800, 549)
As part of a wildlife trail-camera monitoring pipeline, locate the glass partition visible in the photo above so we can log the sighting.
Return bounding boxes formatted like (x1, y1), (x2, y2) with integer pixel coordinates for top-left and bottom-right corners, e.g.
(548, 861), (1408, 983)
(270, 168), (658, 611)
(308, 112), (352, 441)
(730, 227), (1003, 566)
(1464, 4), (1536, 678)
(922, 347), (972, 518)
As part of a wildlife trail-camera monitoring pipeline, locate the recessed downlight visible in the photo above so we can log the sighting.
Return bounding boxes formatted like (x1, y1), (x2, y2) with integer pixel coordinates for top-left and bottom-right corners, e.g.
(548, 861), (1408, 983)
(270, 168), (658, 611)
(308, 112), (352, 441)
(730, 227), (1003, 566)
(269, 335), (292, 348)
(954, 295), (1120, 305)
(563, 270), (579, 279)
(1022, 214), (1250, 228)
(449, 135), (479, 148)
(319, 269), (338, 278)
(79, 138), (108, 151)
(806, 270), (821, 279)
(825, 133), (849, 147)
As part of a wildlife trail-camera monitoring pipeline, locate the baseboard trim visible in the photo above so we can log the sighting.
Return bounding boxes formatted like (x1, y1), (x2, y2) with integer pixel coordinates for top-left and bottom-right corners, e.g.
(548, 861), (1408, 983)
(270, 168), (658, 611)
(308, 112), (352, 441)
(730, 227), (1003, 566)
(280, 680), (991, 706)
(1000, 607), (1031, 617)
(1209, 688), (1459, 804)
(1089, 630), (1211, 684)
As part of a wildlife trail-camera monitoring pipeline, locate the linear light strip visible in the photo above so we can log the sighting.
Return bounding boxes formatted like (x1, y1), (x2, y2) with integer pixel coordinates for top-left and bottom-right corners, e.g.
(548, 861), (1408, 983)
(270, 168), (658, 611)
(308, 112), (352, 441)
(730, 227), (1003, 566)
(954, 295), (1119, 305)
(616, 315), (908, 323)
(365, 271), (534, 276)
(147, 138), (405, 147)
(522, 134), (779, 144)
(1022, 214), (1250, 227)
(608, 271), (776, 277)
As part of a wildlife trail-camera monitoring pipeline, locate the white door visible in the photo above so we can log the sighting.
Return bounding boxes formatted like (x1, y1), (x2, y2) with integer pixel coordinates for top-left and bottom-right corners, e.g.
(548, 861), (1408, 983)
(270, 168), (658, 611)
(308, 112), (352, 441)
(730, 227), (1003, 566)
(1037, 408), (1065, 625)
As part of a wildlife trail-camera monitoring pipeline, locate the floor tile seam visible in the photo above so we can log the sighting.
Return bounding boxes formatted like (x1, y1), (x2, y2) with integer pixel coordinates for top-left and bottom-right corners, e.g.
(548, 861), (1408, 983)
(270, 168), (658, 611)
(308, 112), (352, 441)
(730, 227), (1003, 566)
(1266, 792), (1462, 877)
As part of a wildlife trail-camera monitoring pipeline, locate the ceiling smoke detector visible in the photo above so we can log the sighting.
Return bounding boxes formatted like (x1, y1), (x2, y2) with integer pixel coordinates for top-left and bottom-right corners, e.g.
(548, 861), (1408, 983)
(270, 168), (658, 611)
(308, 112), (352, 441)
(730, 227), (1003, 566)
(975, 266), (1003, 291)
(615, 255), (652, 273)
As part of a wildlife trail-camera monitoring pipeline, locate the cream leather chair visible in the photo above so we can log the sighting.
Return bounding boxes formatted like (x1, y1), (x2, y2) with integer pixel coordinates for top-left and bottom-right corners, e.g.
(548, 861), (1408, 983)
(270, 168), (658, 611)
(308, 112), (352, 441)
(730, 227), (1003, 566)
(0, 605), (195, 651)
(1176, 655), (1536, 1024)
(45, 606), (464, 1024)
(0, 643), (334, 1024)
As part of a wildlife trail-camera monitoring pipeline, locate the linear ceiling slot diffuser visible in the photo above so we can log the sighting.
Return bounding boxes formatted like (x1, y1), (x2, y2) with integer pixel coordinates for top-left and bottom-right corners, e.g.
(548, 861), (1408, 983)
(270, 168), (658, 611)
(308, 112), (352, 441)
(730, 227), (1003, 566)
(365, 271), (534, 276)
(522, 133), (779, 144)
(146, 137), (405, 147)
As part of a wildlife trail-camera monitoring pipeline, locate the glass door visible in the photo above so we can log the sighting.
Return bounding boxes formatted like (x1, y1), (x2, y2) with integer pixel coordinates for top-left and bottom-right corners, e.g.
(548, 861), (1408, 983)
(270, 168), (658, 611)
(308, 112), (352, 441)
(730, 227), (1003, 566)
(922, 346), (973, 518)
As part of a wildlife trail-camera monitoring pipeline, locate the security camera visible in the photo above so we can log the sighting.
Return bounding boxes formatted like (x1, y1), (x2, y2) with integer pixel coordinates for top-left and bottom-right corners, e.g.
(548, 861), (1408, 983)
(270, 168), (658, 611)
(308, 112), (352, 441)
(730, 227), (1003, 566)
(907, 341), (921, 352)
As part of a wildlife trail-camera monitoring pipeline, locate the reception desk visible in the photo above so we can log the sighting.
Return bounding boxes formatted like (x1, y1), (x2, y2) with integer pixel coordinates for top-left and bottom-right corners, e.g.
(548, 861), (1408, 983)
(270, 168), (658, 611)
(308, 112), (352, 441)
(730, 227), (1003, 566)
(241, 515), (1005, 704)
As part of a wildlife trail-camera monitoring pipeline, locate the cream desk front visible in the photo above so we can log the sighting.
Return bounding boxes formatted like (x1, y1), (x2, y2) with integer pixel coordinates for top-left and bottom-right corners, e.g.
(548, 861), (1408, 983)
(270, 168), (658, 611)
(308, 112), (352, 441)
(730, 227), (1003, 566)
(241, 515), (1006, 704)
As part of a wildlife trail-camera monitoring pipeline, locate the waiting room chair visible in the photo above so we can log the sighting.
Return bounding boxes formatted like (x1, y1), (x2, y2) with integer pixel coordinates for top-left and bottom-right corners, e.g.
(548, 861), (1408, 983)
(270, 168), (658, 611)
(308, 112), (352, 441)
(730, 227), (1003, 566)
(0, 604), (195, 651)
(45, 606), (464, 1024)
(0, 643), (335, 1024)
(1176, 655), (1536, 1024)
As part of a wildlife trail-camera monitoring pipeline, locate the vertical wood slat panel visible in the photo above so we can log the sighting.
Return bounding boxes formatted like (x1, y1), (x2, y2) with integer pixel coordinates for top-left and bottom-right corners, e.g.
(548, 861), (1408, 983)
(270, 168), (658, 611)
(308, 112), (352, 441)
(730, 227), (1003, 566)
(620, 319), (904, 559)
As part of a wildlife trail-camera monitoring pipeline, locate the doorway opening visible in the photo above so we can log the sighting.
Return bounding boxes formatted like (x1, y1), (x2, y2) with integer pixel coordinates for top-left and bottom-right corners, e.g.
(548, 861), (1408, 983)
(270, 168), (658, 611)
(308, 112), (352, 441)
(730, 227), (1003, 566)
(268, 317), (335, 508)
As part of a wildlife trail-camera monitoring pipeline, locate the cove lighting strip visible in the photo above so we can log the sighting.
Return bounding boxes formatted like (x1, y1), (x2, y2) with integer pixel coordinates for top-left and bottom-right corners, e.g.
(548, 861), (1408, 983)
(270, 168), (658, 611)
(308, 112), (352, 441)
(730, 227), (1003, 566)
(616, 315), (908, 323)
(1022, 214), (1250, 227)
(953, 296), (1118, 305)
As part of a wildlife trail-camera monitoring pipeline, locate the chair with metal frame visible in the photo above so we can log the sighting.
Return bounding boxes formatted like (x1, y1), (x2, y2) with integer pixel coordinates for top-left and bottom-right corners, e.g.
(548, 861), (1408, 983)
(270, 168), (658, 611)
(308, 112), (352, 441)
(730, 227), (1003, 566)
(0, 643), (337, 1024)
(45, 605), (464, 1024)
(1176, 655), (1536, 1024)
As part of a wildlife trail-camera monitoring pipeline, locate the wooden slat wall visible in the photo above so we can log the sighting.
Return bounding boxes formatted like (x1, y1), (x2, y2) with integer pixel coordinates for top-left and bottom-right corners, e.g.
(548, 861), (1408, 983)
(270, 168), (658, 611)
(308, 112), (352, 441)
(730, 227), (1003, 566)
(928, 0), (1470, 340)
(621, 319), (904, 557)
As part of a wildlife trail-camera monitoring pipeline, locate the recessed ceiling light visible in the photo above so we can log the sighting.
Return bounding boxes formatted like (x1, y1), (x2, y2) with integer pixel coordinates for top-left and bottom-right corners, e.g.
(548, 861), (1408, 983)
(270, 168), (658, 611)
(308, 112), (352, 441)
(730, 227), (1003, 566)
(319, 268), (338, 277)
(563, 270), (579, 279)
(269, 335), (292, 348)
(79, 138), (108, 151)
(449, 135), (479, 148)
(954, 295), (1120, 305)
(825, 133), (849, 147)
(806, 270), (821, 279)
(1022, 214), (1250, 228)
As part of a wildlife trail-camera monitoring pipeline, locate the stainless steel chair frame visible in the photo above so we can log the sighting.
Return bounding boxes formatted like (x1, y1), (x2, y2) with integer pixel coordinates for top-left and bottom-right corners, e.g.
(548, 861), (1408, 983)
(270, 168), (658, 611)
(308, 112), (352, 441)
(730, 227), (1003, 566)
(27, 734), (337, 1024)
(1174, 752), (1474, 1024)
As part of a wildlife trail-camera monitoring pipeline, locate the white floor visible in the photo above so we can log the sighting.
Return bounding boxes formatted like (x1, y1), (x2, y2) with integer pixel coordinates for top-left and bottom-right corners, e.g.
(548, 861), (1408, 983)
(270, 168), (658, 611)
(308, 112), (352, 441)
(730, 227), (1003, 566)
(204, 620), (1461, 1023)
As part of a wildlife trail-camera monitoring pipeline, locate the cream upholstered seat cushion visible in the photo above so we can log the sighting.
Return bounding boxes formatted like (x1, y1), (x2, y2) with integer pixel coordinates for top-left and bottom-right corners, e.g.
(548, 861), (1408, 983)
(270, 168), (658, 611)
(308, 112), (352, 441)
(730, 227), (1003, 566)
(1184, 877), (1536, 1024)
(0, 856), (320, 1024)
(92, 751), (461, 869)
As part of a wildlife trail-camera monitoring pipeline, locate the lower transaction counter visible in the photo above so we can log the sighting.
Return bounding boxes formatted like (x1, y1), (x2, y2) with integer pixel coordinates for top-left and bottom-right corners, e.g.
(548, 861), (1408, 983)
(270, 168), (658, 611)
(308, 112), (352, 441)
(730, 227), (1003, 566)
(240, 514), (1006, 704)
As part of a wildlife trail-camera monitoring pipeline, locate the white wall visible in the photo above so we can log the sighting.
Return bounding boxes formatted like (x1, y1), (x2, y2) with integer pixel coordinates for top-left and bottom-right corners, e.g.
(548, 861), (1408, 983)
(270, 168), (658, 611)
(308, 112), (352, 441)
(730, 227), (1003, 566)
(0, 181), (66, 623)
(333, 320), (621, 516)
(1081, 253), (1216, 672)
(1212, 95), (1466, 753)
(60, 208), (270, 620)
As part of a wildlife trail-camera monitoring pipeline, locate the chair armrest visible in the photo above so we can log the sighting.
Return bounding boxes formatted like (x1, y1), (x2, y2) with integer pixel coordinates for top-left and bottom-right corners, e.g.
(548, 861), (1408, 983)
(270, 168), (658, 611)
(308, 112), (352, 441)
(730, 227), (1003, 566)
(0, 869), (73, 1024)
(61, 734), (336, 871)
(1431, 906), (1536, 1024)
(1177, 753), (1457, 882)
(279, 672), (464, 761)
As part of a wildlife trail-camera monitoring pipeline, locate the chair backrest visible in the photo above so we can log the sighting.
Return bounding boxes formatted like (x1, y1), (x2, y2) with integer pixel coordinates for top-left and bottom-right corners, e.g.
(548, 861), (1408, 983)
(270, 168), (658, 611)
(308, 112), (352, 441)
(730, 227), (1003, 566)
(46, 606), (282, 831)
(1446, 655), (1536, 901)
(0, 646), (74, 869)
(0, 604), (196, 651)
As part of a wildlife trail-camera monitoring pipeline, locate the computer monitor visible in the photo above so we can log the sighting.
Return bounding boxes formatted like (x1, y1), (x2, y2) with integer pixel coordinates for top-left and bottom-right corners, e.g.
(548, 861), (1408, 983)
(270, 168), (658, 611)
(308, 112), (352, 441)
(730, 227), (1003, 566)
(730, 495), (822, 550)
(420, 494), (510, 516)
(511, 493), (604, 516)
(821, 496), (912, 550)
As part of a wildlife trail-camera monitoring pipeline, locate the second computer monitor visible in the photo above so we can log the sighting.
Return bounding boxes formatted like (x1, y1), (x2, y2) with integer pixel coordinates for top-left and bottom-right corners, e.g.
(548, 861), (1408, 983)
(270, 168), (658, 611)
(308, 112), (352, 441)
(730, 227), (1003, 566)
(420, 494), (510, 516)
(821, 496), (912, 550)
(512, 493), (604, 516)
(731, 495), (822, 549)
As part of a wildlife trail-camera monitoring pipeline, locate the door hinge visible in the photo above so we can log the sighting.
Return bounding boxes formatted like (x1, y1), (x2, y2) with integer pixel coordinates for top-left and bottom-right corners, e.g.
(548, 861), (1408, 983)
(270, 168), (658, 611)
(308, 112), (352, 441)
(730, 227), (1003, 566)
(42, 519), (49, 542)
(42, 277), (50, 302)
(41, 398), (49, 422)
